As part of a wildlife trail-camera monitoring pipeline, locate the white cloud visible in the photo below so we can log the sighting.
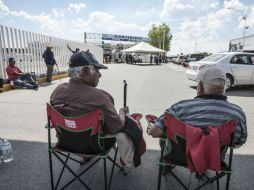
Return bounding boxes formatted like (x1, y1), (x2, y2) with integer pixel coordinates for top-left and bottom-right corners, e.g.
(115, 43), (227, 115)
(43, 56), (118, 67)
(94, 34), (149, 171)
(160, 0), (220, 20)
(135, 8), (156, 17)
(0, 0), (9, 13)
(224, 0), (254, 30)
(1, 0), (253, 54)
(70, 11), (148, 36)
(160, 0), (254, 54)
(224, 0), (245, 11)
(52, 8), (65, 18)
(67, 2), (86, 13)
(248, 5), (254, 28)
(0, 0), (148, 41)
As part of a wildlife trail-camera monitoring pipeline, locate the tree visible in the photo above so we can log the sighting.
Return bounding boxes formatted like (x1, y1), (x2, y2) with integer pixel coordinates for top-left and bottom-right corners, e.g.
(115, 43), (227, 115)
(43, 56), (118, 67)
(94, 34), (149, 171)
(148, 23), (173, 51)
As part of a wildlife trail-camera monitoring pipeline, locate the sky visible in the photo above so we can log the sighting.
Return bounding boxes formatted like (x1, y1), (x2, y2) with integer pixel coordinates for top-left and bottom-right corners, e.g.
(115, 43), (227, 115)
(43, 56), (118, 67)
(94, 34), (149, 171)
(1, 0), (254, 55)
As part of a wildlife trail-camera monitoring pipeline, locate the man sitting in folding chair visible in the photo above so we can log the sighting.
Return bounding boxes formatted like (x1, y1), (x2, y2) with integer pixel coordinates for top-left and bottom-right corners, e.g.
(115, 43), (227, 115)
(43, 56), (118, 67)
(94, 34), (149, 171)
(48, 51), (132, 190)
(148, 65), (247, 190)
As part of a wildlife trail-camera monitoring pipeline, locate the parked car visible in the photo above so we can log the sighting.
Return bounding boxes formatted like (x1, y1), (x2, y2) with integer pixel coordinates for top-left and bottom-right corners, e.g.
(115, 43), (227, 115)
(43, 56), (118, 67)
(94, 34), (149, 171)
(187, 53), (206, 62)
(185, 52), (254, 90)
(184, 53), (209, 67)
(167, 56), (176, 63)
(175, 55), (187, 65)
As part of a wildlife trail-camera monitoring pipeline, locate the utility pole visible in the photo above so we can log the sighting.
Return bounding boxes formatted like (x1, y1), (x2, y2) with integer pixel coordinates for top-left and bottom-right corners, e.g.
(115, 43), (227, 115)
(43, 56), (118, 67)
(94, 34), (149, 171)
(84, 32), (87, 43)
(242, 16), (248, 51)
(162, 29), (166, 50)
(194, 43), (198, 53)
(227, 7), (249, 51)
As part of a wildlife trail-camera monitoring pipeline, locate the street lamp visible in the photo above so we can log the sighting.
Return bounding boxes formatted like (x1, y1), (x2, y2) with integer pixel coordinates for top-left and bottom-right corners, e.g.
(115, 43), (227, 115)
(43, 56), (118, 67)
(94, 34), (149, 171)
(242, 16), (249, 51)
(162, 29), (166, 50)
(227, 7), (249, 51)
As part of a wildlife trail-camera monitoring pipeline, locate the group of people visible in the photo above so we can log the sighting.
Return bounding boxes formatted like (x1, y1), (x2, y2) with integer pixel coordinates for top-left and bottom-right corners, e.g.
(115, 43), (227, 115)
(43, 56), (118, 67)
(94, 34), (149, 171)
(126, 54), (142, 64)
(3, 46), (57, 90)
(150, 54), (165, 65)
(50, 50), (247, 170)
(3, 44), (81, 91)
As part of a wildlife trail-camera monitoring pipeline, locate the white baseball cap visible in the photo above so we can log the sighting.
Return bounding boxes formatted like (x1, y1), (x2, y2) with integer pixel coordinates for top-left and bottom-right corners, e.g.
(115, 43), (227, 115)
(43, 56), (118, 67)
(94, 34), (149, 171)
(197, 65), (226, 86)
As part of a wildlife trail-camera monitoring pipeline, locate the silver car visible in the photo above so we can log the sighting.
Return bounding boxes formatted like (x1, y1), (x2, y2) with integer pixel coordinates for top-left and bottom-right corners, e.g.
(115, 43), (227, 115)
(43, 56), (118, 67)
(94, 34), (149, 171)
(185, 52), (254, 90)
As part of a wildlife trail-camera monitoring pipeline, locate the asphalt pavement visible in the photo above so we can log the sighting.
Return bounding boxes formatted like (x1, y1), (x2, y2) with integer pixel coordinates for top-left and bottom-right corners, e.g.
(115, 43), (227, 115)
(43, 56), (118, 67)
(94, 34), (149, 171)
(0, 63), (253, 190)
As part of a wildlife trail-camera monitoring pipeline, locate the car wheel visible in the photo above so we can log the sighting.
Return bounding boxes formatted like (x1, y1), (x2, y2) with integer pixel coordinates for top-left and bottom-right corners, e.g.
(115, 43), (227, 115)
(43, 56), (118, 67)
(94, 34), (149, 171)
(225, 75), (233, 90)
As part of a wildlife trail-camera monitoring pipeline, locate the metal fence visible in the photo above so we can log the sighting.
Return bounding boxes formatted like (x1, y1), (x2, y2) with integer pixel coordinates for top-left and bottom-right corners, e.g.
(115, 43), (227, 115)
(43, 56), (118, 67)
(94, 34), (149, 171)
(0, 25), (103, 79)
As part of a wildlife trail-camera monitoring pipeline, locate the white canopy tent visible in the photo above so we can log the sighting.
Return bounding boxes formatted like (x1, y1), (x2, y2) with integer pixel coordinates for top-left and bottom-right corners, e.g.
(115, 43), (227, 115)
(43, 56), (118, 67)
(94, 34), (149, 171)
(121, 42), (166, 54)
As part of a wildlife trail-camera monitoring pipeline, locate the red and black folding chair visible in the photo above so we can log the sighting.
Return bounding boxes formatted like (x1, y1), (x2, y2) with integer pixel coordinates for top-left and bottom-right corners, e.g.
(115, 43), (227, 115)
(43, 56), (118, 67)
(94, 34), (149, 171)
(146, 113), (236, 190)
(46, 103), (123, 190)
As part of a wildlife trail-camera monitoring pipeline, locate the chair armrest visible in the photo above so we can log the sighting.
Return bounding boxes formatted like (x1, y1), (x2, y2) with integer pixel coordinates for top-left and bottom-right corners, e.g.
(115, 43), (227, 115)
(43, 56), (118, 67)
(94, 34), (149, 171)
(145, 114), (158, 135)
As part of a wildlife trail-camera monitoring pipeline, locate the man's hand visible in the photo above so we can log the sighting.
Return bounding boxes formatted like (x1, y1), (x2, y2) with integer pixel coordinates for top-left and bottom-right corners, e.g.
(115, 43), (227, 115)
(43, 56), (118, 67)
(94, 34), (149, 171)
(119, 106), (129, 125)
(19, 72), (29, 76)
(119, 106), (129, 115)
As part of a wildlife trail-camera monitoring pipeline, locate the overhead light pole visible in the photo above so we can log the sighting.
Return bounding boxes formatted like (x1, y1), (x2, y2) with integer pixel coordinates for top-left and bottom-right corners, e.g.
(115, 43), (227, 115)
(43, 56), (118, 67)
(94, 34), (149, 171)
(162, 29), (166, 50)
(242, 16), (249, 51)
(227, 7), (249, 51)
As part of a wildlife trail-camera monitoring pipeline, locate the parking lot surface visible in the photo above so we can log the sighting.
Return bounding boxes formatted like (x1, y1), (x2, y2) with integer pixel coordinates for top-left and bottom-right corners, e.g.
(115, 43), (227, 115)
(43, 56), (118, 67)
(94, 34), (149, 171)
(0, 63), (253, 189)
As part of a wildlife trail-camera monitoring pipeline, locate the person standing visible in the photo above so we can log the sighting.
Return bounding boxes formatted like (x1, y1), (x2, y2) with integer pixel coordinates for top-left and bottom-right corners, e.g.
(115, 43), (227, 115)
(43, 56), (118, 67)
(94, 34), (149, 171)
(150, 55), (153, 64)
(67, 44), (80, 54)
(43, 46), (57, 82)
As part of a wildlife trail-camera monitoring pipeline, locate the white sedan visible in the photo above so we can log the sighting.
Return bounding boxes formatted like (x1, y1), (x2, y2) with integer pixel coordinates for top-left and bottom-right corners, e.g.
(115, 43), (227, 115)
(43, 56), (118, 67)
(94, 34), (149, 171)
(185, 52), (254, 90)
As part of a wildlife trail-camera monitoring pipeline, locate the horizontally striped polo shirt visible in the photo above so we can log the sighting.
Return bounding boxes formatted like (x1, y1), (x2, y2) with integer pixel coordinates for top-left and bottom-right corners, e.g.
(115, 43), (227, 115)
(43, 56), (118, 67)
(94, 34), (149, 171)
(155, 94), (247, 146)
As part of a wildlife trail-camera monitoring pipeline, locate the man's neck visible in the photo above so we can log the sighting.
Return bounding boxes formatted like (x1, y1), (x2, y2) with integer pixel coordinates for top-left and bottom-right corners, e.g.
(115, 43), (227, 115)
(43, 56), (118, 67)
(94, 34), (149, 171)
(70, 79), (94, 87)
(195, 94), (227, 100)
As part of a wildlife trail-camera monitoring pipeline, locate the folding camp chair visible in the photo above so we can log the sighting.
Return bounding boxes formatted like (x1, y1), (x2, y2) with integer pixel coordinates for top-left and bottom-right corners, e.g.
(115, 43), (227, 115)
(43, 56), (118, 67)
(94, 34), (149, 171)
(146, 113), (236, 190)
(46, 103), (123, 190)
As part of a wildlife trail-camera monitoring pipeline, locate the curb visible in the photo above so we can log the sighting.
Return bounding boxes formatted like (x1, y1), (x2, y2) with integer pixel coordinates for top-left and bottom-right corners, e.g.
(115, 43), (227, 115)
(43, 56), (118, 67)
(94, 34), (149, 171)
(1, 73), (68, 92)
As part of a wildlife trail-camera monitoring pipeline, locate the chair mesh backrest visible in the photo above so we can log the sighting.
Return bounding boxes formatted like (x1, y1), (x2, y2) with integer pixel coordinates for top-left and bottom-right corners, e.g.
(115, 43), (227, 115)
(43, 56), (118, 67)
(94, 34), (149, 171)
(163, 113), (236, 169)
(47, 103), (108, 154)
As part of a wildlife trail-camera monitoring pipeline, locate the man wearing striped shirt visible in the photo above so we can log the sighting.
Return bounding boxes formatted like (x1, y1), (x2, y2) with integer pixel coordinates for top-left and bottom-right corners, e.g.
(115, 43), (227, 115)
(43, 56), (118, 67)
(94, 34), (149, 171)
(150, 65), (247, 147)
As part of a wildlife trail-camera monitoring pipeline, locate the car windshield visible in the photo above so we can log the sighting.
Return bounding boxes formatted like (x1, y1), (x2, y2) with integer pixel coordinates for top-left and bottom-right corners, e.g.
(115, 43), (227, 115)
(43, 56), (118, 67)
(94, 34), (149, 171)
(201, 54), (228, 62)
(190, 54), (199, 58)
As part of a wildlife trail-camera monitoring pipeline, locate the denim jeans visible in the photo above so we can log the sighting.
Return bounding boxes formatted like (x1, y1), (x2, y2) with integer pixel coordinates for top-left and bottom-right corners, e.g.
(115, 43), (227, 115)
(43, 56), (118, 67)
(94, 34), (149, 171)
(13, 75), (36, 89)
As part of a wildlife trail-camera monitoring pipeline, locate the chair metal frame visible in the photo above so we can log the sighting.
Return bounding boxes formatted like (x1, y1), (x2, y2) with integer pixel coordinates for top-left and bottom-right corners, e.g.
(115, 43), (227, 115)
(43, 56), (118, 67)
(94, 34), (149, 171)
(156, 114), (235, 190)
(46, 103), (123, 190)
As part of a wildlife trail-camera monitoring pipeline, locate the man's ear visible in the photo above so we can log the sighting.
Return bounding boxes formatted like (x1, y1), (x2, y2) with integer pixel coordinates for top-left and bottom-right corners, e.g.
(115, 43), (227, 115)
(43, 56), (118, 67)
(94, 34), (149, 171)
(197, 81), (204, 95)
(80, 67), (90, 78)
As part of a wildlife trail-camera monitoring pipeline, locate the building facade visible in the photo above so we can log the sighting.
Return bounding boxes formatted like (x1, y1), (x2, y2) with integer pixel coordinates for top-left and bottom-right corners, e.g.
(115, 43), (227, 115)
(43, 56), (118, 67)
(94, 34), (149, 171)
(229, 34), (254, 53)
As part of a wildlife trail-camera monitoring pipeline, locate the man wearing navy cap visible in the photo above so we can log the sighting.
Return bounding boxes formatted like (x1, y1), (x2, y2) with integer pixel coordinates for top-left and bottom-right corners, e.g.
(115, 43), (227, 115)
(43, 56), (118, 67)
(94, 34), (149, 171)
(50, 51), (139, 169)
(6, 58), (38, 90)
(50, 51), (127, 134)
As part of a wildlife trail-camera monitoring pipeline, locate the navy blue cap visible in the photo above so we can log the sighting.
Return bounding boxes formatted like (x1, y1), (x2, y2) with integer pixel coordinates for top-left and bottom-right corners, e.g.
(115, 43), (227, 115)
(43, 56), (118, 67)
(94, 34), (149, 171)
(69, 51), (107, 69)
(9, 57), (17, 62)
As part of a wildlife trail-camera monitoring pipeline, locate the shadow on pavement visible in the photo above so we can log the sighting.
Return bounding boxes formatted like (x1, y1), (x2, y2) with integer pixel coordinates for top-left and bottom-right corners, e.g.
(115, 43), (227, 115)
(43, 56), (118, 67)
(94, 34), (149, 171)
(126, 63), (162, 66)
(189, 85), (254, 97)
(226, 86), (254, 97)
(39, 82), (54, 87)
(0, 140), (253, 190)
(189, 85), (197, 90)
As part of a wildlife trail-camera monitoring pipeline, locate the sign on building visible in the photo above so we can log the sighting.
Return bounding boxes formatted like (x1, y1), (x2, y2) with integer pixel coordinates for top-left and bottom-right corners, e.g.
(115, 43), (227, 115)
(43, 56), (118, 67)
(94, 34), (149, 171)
(102, 34), (149, 42)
